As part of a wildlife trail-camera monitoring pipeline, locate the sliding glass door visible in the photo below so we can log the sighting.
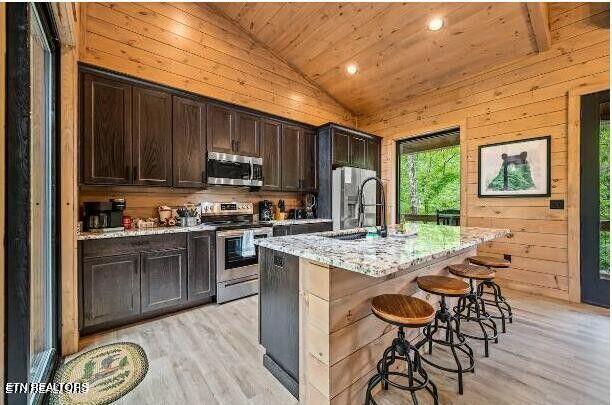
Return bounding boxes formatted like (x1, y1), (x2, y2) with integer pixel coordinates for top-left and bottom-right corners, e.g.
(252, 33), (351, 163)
(6, 4), (59, 404)
(580, 90), (610, 307)
(29, 3), (57, 391)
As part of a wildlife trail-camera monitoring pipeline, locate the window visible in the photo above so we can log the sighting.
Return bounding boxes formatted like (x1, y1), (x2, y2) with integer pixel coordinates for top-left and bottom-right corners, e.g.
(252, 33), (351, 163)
(396, 129), (461, 225)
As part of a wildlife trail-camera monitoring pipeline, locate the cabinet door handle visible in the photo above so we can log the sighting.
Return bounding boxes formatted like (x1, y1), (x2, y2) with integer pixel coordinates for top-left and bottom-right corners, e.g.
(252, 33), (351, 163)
(236, 140), (241, 151)
(231, 139), (235, 151)
(202, 171), (206, 183)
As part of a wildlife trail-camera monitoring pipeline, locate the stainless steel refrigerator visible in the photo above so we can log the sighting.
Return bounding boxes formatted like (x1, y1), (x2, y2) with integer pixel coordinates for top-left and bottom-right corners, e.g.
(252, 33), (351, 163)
(332, 167), (377, 230)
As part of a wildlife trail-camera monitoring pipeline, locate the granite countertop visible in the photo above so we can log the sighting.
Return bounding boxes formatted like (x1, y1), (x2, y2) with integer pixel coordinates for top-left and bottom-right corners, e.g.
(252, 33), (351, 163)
(77, 218), (333, 240)
(254, 222), (511, 278)
(77, 224), (218, 240)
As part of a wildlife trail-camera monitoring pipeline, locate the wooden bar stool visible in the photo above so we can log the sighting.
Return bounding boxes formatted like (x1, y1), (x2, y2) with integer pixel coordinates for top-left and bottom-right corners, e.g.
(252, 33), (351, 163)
(415, 275), (475, 395)
(449, 264), (499, 357)
(365, 294), (439, 405)
(468, 256), (513, 333)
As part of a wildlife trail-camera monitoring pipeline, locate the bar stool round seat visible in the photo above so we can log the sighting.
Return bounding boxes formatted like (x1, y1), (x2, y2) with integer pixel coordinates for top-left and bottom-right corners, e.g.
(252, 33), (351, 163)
(468, 255), (510, 268)
(467, 256), (513, 333)
(415, 276), (474, 394)
(448, 264), (496, 280)
(417, 275), (470, 297)
(371, 294), (435, 327)
(366, 294), (438, 405)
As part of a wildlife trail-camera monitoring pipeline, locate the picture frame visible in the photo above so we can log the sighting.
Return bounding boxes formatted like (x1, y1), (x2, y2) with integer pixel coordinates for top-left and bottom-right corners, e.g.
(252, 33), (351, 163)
(478, 136), (551, 198)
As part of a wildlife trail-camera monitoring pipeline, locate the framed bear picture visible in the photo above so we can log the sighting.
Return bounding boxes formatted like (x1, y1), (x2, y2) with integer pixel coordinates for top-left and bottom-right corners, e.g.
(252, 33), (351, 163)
(478, 136), (551, 197)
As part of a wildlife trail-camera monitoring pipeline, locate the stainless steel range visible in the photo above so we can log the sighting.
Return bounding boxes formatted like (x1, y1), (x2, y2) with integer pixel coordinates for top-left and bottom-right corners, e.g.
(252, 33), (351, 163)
(201, 202), (272, 303)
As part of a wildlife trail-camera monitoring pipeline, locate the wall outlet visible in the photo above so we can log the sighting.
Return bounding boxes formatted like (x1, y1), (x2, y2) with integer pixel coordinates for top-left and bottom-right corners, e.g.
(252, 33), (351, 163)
(550, 200), (564, 209)
(503, 254), (512, 263)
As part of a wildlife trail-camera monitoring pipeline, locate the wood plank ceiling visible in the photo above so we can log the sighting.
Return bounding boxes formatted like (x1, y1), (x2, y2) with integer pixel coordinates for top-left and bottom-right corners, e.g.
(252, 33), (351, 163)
(208, 2), (541, 116)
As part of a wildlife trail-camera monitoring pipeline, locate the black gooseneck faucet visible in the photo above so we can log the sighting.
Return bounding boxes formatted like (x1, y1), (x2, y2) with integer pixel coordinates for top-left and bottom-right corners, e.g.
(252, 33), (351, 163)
(357, 176), (388, 237)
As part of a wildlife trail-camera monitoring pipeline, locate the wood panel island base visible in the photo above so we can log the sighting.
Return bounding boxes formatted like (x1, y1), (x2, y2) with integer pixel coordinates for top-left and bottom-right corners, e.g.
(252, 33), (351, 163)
(256, 224), (509, 404)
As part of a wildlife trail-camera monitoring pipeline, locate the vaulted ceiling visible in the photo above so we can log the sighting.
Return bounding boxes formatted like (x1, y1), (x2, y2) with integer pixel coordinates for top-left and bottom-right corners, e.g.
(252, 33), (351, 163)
(208, 2), (543, 116)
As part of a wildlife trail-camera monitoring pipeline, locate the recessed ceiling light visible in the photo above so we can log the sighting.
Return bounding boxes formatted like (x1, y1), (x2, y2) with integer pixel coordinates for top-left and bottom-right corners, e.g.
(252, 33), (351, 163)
(427, 17), (444, 31)
(346, 63), (358, 75)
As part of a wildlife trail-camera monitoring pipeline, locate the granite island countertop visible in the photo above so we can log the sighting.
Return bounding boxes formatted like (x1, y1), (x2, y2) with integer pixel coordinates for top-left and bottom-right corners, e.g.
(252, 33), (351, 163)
(254, 222), (510, 278)
(76, 218), (333, 240)
(260, 218), (332, 226)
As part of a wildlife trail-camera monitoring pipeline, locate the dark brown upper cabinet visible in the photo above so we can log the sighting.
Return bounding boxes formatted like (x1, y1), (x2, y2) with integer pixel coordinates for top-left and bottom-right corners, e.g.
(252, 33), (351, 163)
(332, 130), (351, 166)
(132, 86), (173, 186)
(82, 73), (132, 185)
(365, 139), (380, 172)
(300, 129), (318, 191)
(281, 124), (301, 191)
(235, 112), (260, 157)
(207, 103), (235, 155)
(172, 96), (206, 188)
(261, 119), (282, 190)
(349, 135), (367, 168)
(80, 66), (322, 192)
(329, 126), (379, 171)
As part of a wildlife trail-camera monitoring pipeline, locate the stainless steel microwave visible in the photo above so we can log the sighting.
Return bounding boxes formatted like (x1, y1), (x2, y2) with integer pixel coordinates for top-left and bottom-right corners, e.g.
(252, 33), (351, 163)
(207, 152), (263, 187)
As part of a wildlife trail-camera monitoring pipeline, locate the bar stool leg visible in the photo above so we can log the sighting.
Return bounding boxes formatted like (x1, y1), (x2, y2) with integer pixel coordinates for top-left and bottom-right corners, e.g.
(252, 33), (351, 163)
(416, 296), (475, 394)
(478, 278), (512, 333)
(454, 280), (499, 357)
(365, 326), (439, 405)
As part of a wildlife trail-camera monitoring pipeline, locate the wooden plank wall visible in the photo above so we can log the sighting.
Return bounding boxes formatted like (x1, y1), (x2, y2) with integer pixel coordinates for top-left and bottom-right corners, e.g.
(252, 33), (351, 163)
(79, 187), (304, 219)
(79, 2), (354, 126)
(357, 3), (610, 301)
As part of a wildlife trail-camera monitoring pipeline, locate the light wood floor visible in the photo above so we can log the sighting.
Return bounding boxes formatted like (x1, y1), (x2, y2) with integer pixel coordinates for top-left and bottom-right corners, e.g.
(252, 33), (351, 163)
(73, 289), (609, 405)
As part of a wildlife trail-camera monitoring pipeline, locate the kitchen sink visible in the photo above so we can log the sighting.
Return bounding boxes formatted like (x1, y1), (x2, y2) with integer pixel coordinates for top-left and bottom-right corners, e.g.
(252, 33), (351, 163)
(325, 231), (378, 240)
(324, 230), (418, 241)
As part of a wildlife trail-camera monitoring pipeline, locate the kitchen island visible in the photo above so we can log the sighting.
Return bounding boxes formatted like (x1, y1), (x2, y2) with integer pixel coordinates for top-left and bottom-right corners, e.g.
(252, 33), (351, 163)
(255, 223), (510, 405)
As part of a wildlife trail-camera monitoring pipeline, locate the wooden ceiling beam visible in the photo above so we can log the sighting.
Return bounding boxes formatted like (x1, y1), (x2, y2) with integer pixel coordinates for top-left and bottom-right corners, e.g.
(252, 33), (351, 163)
(526, 2), (552, 52)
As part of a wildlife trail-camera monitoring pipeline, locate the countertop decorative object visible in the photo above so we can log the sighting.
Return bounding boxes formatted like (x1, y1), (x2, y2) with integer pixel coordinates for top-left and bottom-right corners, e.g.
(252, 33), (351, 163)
(77, 218), (333, 240)
(255, 222), (510, 277)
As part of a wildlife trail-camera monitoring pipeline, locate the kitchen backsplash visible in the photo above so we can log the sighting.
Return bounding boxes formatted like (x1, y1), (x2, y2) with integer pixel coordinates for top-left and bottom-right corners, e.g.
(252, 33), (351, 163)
(79, 187), (304, 219)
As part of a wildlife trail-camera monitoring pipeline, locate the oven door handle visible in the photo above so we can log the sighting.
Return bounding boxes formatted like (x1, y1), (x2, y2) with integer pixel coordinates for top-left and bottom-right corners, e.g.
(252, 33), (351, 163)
(249, 160), (254, 181)
(217, 227), (273, 238)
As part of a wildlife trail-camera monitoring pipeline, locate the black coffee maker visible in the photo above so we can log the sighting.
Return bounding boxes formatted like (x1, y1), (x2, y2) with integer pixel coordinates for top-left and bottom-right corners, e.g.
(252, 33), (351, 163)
(84, 199), (125, 232)
(258, 200), (274, 221)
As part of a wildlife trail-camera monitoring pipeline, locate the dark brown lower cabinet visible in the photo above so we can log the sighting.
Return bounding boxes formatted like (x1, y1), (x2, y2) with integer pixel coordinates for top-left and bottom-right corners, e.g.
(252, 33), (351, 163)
(259, 248), (300, 398)
(272, 222), (332, 237)
(141, 248), (188, 313)
(80, 231), (215, 334)
(81, 253), (141, 331)
(289, 222), (332, 235)
(188, 231), (216, 303)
